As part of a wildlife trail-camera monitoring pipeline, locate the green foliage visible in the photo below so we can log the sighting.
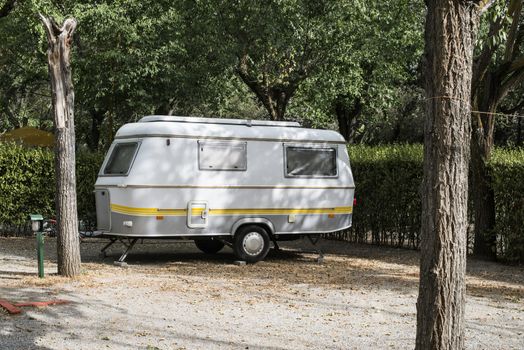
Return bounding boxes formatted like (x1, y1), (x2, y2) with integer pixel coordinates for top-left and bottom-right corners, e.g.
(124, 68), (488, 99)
(0, 143), (55, 224)
(0, 0), (428, 146)
(338, 144), (524, 263)
(181, 0), (360, 120)
(288, 0), (425, 141)
(0, 143), (103, 228)
(1, 142), (523, 262)
(76, 150), (105, 228)
(345, 144), (423, 248)
(490, 148), (524, 262)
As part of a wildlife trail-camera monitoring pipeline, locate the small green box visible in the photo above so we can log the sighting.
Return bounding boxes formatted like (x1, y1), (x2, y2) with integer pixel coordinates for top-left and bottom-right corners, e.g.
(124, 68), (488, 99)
(29, 214), (44, 221)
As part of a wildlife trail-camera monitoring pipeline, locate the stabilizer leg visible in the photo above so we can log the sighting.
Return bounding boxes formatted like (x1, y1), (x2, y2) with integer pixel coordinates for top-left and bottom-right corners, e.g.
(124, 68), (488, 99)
(116, 238), (138, 264)
(100, 238), (117, 257)
(306, 235), (324, 264)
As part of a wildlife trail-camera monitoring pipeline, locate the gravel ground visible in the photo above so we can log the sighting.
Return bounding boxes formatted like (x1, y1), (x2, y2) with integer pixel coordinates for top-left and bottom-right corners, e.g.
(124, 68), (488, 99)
(0, 236), (523, 350)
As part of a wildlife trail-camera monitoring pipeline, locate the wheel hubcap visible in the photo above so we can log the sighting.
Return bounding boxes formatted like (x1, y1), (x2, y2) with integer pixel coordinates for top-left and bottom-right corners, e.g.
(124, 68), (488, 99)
(243, 232), (264, 256)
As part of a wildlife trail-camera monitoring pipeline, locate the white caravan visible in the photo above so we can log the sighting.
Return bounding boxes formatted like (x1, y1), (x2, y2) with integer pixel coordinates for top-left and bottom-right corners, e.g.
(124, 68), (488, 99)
(94, 116), (355, 262)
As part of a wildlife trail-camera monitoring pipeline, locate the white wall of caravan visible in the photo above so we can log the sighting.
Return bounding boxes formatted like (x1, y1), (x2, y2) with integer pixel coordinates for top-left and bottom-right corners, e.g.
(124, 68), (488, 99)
(95, 137), (353, 211)
(97, 137), (353, 212)
(96, 137), (354, 187)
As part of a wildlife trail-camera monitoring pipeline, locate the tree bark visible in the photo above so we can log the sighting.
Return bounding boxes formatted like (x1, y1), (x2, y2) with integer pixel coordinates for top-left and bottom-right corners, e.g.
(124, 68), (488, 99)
(416, 1), (481, 349)
(40, 14), (81, 277)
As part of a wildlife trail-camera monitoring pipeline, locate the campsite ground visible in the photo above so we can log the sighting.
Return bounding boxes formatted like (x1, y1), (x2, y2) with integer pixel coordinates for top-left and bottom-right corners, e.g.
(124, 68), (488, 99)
(0, 236), (523, 350)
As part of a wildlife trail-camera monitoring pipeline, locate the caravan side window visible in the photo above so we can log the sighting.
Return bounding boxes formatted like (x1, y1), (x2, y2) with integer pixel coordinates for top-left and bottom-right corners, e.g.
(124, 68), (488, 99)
(103, 142), (139, 175)
(285, 146), (337, 177)
(198, 141), (247, 171)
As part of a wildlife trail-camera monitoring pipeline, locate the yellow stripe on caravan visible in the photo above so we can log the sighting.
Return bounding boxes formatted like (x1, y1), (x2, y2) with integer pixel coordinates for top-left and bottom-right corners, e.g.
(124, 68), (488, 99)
(111, 204), (353, 216)
(111, 203), (186, 216)
(209, 207), (353, 215)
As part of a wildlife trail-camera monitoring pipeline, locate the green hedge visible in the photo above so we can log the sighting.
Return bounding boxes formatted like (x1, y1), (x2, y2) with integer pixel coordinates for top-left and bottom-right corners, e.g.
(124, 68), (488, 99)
(335, 145), (423, 248)
(76, 151), (105, 228)
(335, 144), (524, 263)
(491, 149), (524, 263)
(0, 143), (103, 230)
(0, 142), (522, 262)
(0, 143), (55, 226)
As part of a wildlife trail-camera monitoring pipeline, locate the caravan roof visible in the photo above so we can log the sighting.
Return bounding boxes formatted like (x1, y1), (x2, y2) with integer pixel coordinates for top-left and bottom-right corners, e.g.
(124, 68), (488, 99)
(115, 116), (345, 144)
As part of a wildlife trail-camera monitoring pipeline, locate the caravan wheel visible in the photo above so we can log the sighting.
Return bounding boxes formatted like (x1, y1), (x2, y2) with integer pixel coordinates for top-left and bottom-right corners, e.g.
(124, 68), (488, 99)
(194, 239), (225, 254)
(233, 225), (270, 263)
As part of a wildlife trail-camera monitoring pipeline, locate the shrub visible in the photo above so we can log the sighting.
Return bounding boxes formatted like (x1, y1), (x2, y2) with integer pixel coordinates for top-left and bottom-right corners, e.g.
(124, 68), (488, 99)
(490, 148), (524, 263)
(336, 144), (524, 262)
(0, 143), (103, 233)
(0, 143), (55, 226)
(0, 142), (522, 263)
(76, 151), (105, 229)
(335, 144), (423, 248)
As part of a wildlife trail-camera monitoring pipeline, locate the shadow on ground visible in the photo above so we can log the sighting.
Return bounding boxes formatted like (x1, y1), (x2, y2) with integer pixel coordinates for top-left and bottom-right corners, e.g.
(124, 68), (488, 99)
(2, 237), (523, 302)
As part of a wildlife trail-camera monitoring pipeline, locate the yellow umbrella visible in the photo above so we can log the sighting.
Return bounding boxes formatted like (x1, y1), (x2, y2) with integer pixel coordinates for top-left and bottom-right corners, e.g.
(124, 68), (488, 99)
(0, 127), (54, 147)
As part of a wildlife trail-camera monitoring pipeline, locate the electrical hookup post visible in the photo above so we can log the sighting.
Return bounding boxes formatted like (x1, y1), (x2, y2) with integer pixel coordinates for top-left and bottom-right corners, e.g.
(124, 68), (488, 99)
(29, 214), (45, 278)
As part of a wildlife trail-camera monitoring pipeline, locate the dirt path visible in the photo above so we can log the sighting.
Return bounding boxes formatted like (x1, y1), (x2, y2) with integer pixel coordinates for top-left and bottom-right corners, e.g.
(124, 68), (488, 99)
(1, 237), (523, 349)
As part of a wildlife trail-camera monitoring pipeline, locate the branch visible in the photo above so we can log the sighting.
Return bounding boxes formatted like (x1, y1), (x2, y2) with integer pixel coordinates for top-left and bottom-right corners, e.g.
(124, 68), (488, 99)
(38, 13), (60, 43)
(478, 0), (497, 14)
(61, 18), (77, 38)
(472, 15), (505, 97)
(0, 0), (17, 18)
(503, 0), (523, 61)
(236, 53), (270, 107)
(500, 97), (524, 114)
(510, 55), (524, 72)
(498, 68), (524, 102)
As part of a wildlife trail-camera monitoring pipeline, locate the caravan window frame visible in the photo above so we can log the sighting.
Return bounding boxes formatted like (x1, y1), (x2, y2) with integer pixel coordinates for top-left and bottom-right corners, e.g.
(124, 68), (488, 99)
(100, 140), (141, 177)
(197, 140), (248, 171)
(283, 144), (339, 178)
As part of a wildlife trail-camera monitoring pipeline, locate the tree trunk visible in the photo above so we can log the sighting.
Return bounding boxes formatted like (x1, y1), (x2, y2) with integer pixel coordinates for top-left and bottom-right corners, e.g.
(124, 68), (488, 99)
(88, 108), (105, 151)
(469, 0), (524, 260)
(471, 111), (497, 259)
(236, 54), (297, 121)
(40, 15), (81, 277)
(335, 97), (361, 142)
(517, 117), (522, 146)
(416, 1), (480, 349)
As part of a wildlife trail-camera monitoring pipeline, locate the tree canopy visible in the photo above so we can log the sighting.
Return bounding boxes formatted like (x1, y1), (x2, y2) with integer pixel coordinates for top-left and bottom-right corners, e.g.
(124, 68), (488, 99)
(1, 1), (522, 151)
(0, 0), (429, 150)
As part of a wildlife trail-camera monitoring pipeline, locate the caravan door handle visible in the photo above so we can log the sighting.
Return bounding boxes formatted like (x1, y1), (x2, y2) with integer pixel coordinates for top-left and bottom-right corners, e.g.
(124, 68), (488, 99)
(201, 210), (208, 219)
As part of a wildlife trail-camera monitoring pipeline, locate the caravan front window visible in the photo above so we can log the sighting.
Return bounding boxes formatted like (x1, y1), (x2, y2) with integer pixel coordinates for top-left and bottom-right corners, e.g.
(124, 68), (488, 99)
(285, 146), (337, 177)
(103, 142), (139, 175)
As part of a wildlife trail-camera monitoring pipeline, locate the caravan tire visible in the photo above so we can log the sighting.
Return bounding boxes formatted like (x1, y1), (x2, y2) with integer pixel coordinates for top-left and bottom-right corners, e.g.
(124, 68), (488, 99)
(194, 239), (225, 254)
(233, 225), (270, 263)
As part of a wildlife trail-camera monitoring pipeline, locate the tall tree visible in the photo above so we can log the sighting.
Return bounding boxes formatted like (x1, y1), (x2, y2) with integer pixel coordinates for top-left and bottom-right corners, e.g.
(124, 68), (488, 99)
(290, 0), (425, 142)
(72, 0), (186, 150)
(182, 0), (355, 121)
(0, 1), (56, 133)
(40, 14), (81, 277)
(416, 0), (492, 348)
(471, 0), (524, 259)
